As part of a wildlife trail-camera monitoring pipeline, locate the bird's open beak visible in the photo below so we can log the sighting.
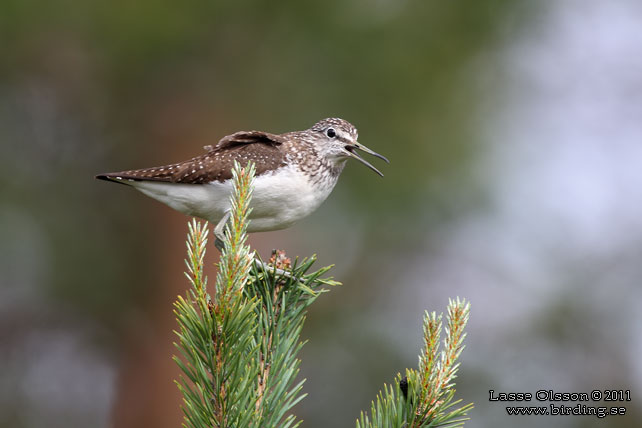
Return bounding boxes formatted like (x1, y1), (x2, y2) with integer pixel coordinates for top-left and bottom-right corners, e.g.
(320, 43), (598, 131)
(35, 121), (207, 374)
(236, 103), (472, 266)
(345, 142), (390, 177)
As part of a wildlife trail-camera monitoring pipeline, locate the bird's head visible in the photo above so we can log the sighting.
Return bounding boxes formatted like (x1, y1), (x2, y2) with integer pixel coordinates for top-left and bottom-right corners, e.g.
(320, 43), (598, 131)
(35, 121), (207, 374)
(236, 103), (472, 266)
(309, 118), (389, 176)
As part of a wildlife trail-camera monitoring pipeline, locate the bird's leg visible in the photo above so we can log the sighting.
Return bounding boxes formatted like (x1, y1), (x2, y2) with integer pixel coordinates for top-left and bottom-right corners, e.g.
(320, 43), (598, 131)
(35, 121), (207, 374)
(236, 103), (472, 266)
(213, 211), (231, 252)
(213, 212), (297, 281)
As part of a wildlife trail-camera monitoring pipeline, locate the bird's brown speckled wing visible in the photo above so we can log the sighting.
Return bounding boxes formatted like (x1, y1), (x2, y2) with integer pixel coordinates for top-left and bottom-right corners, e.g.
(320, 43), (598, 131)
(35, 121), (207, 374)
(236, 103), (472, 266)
(96, 131), (288, 184)
(213, 130), (286, 150)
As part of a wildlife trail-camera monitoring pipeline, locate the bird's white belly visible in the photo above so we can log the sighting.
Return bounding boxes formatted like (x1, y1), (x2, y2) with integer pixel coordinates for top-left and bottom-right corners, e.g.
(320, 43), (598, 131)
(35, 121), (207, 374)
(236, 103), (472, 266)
(130, 165), (337, 232)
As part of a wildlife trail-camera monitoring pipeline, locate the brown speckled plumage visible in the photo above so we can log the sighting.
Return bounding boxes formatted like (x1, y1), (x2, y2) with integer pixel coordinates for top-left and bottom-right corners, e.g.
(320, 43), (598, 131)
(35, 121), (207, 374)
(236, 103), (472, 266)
(96, 118), (367, 186)
(96, 118), (388, 231)
(97, 131), (289, 184)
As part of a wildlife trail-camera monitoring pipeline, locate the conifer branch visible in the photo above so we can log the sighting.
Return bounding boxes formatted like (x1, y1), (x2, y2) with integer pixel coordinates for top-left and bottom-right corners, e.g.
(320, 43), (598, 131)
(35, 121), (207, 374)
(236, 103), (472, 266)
(173, 161), (339, 428)
(173, 161), (472, 427)
(357, 298), (473, 428)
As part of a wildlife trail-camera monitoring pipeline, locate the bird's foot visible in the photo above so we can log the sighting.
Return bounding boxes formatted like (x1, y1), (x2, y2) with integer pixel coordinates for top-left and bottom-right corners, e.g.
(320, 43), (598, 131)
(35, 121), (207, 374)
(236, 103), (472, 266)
(213, 213), (299, 282)
(253, 250), (299, 282)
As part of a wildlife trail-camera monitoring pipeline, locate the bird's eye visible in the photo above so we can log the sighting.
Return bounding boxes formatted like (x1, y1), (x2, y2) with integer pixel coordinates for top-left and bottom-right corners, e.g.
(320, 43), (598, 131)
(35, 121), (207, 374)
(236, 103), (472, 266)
(326, 128), (336, 138)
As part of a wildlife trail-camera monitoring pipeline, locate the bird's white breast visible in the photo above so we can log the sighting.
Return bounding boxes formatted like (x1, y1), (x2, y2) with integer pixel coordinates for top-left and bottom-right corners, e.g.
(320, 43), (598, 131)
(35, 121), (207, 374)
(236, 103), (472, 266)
(129, 164), (339, 232)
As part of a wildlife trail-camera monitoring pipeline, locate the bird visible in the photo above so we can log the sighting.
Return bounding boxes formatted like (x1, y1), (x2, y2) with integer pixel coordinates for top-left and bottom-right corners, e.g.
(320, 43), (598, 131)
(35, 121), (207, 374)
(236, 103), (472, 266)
(96, 118), (388, 251)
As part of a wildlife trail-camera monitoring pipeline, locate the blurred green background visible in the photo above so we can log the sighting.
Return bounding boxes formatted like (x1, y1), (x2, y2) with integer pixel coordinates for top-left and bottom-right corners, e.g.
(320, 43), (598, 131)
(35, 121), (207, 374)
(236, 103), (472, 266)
(2, 1), (641, 427)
